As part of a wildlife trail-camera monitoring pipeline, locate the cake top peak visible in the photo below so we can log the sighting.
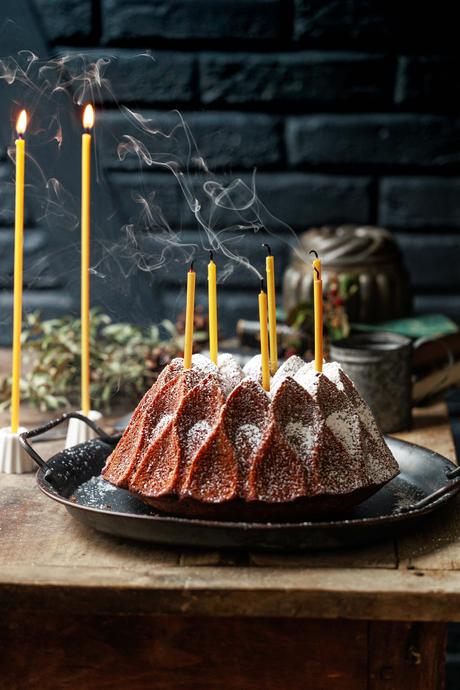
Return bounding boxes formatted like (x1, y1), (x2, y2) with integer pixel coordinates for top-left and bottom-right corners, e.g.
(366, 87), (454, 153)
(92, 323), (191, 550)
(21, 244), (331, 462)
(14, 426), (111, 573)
(162, 354), (358, 402)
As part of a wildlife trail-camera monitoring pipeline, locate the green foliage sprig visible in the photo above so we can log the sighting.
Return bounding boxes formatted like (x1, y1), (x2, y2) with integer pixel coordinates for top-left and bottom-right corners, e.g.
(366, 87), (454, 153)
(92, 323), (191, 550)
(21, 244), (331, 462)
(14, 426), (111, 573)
(0, 310), (206, 413)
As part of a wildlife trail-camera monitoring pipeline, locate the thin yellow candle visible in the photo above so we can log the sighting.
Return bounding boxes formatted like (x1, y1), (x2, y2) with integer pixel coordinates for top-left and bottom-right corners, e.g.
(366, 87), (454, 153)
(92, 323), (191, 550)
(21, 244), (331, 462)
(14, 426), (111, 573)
(10, 109), (27, 434)
(184, 262), (196, 369)
(310, 250), (323, 373)
(263, 243), (278, 374)
(258, 279), (270, 392)
(81, 104), (94, 416)
(208, 251), (218, 364)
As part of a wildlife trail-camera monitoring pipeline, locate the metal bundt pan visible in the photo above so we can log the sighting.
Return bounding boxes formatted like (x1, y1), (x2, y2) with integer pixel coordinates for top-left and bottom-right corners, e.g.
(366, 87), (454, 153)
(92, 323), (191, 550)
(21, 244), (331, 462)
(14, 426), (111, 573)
(19, 413), (460, 550)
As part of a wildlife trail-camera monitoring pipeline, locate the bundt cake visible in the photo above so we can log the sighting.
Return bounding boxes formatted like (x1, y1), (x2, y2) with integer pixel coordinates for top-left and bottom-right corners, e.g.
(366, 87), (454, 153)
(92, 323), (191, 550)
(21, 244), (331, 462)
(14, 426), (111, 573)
(102, 353), (399, 521)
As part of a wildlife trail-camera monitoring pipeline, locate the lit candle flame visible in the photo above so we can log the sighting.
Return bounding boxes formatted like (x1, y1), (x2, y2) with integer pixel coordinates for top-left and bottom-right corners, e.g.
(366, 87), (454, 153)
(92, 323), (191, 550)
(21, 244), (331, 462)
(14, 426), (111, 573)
(83, 104), (95, 130)
(16, 110), (27, 136)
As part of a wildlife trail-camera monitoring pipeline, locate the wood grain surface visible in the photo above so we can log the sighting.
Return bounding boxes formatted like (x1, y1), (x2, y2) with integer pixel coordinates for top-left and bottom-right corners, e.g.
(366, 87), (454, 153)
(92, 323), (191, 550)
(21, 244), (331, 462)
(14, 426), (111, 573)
(0, 348), (459, 622)
(0, 350), (454, 690)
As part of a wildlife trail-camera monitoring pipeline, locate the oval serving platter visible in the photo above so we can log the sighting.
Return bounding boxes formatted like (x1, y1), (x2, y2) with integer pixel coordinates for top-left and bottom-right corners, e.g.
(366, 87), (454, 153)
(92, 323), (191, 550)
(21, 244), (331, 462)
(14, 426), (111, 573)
(20, 414), (460, 551)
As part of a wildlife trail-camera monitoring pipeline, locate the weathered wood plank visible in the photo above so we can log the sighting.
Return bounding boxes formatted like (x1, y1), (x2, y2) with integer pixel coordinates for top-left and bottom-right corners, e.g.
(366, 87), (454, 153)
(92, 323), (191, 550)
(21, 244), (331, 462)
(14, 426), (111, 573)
(0, 612), (368, 690)
(249, 539), (397, 569)
(0, 475), (178, 569)
(1, 356), (458, 620)
(398, 498), (460, 571)
(179, 550), (247, 567)
(2, 566), (460, 621)
(368, 621), (447, 689)
(393, 402), (456, 463)
(395, 403), (460, 572)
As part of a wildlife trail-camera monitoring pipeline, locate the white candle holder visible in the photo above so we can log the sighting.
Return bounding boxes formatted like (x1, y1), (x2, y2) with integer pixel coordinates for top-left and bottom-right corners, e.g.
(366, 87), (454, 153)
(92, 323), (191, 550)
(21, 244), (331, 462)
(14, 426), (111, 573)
(0, 426), (35, 474)
(65, 410), (103, 449)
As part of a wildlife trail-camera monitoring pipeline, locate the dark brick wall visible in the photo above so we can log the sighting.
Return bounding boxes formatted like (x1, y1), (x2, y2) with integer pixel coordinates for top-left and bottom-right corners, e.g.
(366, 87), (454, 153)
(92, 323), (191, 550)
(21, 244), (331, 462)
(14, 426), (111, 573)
(2, 0), (460, 342)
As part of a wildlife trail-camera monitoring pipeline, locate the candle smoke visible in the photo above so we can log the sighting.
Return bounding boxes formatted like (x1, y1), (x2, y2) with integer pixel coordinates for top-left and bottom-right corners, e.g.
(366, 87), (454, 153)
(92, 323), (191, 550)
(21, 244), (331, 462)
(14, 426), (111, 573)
(0, 50), (310, 319)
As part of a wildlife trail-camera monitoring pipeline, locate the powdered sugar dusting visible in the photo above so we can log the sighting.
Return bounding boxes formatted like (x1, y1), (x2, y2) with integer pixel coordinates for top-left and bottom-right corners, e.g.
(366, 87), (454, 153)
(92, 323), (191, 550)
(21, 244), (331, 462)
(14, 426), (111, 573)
(243, 354), (265, 386)
(217, 353), (244, 397)
(73, 475), (117, 508)
(357, 400), (381, 443)
(272, 355), (304, 386)
(192, 353), (217, 376)
(234, 423), (263, 456)
(323, 361), (345, 391)
(187, 420), (212, 455)
(285, 421), (316, 458)
(293, 362), (319, 394)
(149, 414), (173, 442)
(326, 410), (360, 455)
(104, 351), (400, 509)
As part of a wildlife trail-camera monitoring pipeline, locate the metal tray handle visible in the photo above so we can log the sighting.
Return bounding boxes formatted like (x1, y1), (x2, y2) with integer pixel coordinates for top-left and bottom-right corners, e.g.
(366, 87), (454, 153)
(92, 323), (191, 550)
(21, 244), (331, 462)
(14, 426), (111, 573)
(20, 414), (460, 514)
(400, 466), (460, 512)
(19, 412), (118, 471)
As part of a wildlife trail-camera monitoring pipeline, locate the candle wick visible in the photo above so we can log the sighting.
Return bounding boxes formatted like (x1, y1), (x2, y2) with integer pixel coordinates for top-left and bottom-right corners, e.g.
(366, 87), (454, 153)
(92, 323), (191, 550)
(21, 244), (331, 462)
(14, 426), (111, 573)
(262, 243), (272, 256)
(189, 260), (194, 272)
(309, 249), (319, 259)
(209, 250), (213, 261)
(260, 277), (265, 292)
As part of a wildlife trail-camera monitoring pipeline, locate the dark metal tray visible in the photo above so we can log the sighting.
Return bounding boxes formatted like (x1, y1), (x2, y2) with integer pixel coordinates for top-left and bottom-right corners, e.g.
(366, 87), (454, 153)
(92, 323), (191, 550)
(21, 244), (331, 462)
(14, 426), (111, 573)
(20, 412), (460, 551)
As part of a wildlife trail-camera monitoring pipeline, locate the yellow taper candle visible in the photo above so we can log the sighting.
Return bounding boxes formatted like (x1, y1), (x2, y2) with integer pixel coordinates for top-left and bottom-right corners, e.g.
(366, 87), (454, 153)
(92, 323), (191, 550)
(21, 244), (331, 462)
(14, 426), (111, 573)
(10, 110), (27, 434)
(310, 250), (323, 373)
(184, 262), (196, 369)
(208, 251), (218, 364)
(258, 280), (270, 392)
(263, 243), (278, 374)
(81, 104), (94, 416)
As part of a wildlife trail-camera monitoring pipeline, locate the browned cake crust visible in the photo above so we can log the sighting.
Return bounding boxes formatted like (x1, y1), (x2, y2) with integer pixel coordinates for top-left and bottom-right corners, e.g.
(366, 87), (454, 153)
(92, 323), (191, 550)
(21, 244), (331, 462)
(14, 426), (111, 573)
(102, 354), (399, 521)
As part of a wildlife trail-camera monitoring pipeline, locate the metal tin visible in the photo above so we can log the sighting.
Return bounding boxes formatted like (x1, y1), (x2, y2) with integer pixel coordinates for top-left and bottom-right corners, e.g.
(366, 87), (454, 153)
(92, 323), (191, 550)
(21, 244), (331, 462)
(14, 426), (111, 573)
(283, 225), (412, 322)
(330, 332), (412, 433)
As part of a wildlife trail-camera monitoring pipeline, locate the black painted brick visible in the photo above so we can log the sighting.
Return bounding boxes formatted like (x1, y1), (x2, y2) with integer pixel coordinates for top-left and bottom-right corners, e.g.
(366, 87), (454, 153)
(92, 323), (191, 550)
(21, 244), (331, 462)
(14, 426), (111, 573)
(293, 0), (391, 43)
(0, 229), (62, 289)
(200, 51), (393, 106)
(395, 56), (460, 109)
(0, 177), (34, 228)
(396, 233), (460, 290)
(414, 294), (460, 323)
(162, 286), (258, 335)
(379, 177), (460, 230)
(31, 0), (93, 44)
(286, 114), (460, 168)
(0, 290), (74, 345)
(251, 172), (372, 228)
(100, 110), (283, 170)
(58, 49), (196, 104)
(150, 230), (289, 288)
(107, 172), (181, 227)
(101, 0), (282, 43)
(108, 171), (372, 231)
(293, 0), (460, 49)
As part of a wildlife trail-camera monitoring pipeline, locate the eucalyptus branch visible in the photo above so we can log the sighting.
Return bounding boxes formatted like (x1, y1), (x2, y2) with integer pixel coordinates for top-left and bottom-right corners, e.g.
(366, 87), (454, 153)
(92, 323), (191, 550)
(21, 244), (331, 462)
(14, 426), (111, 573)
(0, 310), (206, 413)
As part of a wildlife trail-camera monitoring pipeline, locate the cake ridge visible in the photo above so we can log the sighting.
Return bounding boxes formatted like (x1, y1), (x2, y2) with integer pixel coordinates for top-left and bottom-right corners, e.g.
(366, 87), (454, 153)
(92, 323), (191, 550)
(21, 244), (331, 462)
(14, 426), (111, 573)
(102, 353), (400, 519)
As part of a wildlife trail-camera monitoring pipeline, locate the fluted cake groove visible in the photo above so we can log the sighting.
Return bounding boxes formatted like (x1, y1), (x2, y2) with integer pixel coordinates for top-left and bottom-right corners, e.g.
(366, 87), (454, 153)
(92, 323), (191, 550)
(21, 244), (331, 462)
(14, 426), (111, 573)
(102, 353), (399, 521)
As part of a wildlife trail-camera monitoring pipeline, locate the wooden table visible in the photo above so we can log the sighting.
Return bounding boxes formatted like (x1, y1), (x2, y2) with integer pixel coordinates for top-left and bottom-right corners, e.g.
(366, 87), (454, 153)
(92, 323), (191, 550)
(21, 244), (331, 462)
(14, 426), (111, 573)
(0, 400), (458, 689)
